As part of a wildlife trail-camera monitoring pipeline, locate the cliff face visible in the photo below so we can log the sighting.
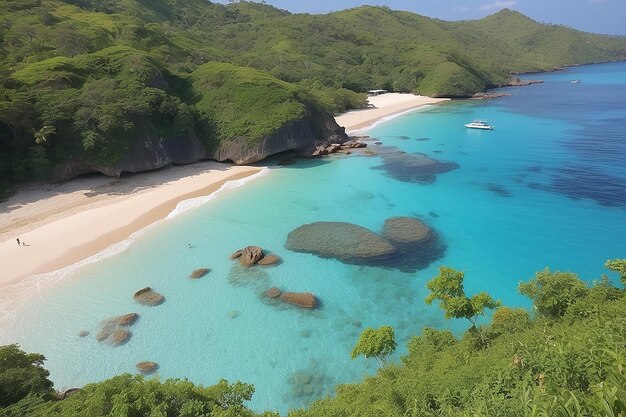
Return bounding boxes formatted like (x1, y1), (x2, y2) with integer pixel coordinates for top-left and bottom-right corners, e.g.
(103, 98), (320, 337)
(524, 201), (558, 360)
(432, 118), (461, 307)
(52, 116), (347, 181)
(211, 115), (347, 164)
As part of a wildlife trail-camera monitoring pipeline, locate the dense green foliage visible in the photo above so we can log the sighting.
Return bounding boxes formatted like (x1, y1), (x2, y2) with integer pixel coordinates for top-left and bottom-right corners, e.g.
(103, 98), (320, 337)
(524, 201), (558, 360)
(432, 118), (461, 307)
(1, 0), (625, 194)
(351, 326), (397, 365)
(0, 356), (276, 417)
(290, 263), (626, 416)
(0, 345), (53, 408)
(1, 262), (625, 416)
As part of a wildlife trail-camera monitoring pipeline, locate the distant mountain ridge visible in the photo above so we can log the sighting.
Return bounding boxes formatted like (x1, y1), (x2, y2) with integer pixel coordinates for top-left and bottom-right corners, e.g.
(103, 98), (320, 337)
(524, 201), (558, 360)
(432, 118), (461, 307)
(0, 0), (625, 187)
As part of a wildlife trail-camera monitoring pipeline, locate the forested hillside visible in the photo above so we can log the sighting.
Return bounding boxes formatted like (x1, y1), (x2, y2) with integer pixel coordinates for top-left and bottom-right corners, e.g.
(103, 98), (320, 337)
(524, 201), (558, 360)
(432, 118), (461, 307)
(1, 0), (625, 194)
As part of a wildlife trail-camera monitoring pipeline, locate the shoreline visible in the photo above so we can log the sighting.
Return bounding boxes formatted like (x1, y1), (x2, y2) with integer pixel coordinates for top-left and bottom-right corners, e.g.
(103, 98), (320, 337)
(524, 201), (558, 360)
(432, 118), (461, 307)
(0, 162), (265, 288)
(335, 93), (449, 133)
(0, 93), (444, 289)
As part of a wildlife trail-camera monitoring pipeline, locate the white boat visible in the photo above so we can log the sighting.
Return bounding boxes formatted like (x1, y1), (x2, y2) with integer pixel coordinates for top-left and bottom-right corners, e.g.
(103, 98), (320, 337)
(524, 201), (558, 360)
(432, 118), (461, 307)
(571, 79), (581, 84)
(465, 120), (494, 130)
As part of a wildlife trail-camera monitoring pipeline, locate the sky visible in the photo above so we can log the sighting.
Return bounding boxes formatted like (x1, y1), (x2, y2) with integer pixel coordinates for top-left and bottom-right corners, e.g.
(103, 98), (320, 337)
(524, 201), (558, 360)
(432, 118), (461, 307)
(216, 0), (626, 36)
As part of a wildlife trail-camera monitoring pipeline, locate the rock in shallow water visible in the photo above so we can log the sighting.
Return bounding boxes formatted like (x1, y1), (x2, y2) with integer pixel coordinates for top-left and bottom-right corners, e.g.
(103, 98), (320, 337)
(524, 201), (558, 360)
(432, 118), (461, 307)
(382, 217), (431, 244)
(280, 292), (317, 309)
(285, 218), (445, 273)
(136, 361), (159, 374)
(133, 287), (164, 306)
(231, 246), (265, 266)
(258, 254), (281, 266)
(95, 313), (138, 347)
(190, 268), (210, 279)
(285, 222), (396, 261)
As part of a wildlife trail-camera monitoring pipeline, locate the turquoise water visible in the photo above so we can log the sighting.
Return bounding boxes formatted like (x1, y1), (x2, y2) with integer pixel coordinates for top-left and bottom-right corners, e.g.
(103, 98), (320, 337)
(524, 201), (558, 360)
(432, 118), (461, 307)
(2, 62), (626, 414)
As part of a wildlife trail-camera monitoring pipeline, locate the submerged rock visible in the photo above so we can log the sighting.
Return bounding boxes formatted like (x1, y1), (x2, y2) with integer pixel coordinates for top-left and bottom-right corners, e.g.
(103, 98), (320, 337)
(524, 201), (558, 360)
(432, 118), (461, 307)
(96, 313), (138, 347)
(136, 361), (159, 374)
(285, 222), (396, 261)
(382, 217), (431, 244)
(109, 329), (130, 346)
(280, 292), (317, 309)
(190, 268), (210, 279)
(133, 287), (164, 306)
(228, 264), (270, 289)
(372, 151), (459, 184)
(258, 254), (281, 266)
(113, 313), (139, 326)
(265, 287), (282, 298)
(78, 330), (89, 338)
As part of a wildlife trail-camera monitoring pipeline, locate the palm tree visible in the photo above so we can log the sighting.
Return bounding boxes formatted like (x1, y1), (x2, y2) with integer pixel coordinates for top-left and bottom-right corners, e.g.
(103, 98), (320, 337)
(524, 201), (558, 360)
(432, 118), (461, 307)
(33, 125), (56, 145)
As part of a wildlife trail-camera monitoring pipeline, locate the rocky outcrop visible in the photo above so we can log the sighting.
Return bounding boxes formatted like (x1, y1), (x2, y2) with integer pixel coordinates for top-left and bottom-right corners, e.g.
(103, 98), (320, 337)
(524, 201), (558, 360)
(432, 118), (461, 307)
(136, 361), (159, 374)
(285, 222), (396, 261)
(190, 268), (210, 279)
(231, 246), (281, 267)
(280, 292), (317, 309)
(78, 330), (89, 338)
(52, 134), (208, 181)
(258, 254), (281, 266)
(470, 92), (510, 100)
(52, 113), (346, 182)
(312, 139), (367, 156)
(133, 287), (164, 306)
(211, 115), (347, 165)
(506, 75), (544, 87)
(383, 217), (431, 244)
(58, 388), (81, 400)
(230, 246), (263, 266)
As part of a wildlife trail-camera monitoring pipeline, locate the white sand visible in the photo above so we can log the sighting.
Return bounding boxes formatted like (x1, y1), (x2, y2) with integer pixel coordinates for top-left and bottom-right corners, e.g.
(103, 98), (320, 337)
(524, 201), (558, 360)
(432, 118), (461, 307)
(335, 93), (449, 132)
(0, 162), (263, 287)
(0, 93), (446, 288)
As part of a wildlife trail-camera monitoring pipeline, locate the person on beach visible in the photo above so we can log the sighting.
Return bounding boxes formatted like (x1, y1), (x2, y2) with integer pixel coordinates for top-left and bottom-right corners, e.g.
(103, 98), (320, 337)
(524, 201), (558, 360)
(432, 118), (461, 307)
(16, 238), (20, 246)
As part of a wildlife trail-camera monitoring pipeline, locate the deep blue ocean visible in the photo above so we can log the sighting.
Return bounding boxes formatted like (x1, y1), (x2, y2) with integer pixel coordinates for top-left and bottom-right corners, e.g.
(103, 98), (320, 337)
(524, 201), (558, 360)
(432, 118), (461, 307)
(1, 62), (625, 414)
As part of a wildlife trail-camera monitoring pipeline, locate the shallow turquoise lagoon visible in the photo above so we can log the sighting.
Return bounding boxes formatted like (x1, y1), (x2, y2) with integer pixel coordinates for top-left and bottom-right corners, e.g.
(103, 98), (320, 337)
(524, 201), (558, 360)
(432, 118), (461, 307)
(2, 62), (625, 414)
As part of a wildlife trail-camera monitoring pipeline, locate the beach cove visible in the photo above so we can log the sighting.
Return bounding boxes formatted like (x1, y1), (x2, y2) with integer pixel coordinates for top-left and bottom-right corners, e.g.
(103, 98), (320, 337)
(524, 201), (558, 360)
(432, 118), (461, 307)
(1, 63), (626, 414)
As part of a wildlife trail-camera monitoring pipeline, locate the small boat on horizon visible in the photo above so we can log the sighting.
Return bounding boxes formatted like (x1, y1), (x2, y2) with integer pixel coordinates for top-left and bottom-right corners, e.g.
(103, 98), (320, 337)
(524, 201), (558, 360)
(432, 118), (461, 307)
(465, 120), (494, 130)
(571, 79), (581, 84)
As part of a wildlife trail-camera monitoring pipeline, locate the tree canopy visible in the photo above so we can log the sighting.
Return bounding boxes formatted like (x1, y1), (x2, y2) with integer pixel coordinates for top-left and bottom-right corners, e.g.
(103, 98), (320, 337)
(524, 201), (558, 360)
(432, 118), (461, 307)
(351, 326), (397, 365)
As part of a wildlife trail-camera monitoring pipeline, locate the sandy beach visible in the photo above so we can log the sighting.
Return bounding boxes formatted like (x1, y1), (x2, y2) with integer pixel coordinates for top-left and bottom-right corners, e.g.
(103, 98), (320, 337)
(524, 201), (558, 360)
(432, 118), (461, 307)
(335, 93), (449, 132)
(0, 92), (445, 288)
(0, 162), (263, 286)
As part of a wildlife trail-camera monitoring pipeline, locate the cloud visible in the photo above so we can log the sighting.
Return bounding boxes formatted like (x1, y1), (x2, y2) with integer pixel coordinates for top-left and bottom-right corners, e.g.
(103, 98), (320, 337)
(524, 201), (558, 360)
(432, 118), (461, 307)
(452, 5), (470, 12)
(479, 0), (518, 11)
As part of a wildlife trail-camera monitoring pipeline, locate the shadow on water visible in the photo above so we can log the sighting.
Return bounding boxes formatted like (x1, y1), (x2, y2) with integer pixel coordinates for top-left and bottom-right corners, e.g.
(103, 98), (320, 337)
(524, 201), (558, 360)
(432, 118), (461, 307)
(471, 182), (513, 197)
(371, 147), (459, 184)
(528, 166), (626, 207)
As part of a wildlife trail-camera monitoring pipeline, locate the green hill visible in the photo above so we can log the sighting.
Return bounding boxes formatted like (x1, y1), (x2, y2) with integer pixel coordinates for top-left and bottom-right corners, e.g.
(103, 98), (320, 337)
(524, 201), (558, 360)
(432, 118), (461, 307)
(0, 0), (625, 193)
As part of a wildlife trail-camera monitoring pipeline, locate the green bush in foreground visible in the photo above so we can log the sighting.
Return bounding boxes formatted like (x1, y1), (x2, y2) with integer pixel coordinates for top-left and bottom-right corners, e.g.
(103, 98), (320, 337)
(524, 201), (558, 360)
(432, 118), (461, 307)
(0, 345), (53, 408)
(291, 262), (626, 417)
